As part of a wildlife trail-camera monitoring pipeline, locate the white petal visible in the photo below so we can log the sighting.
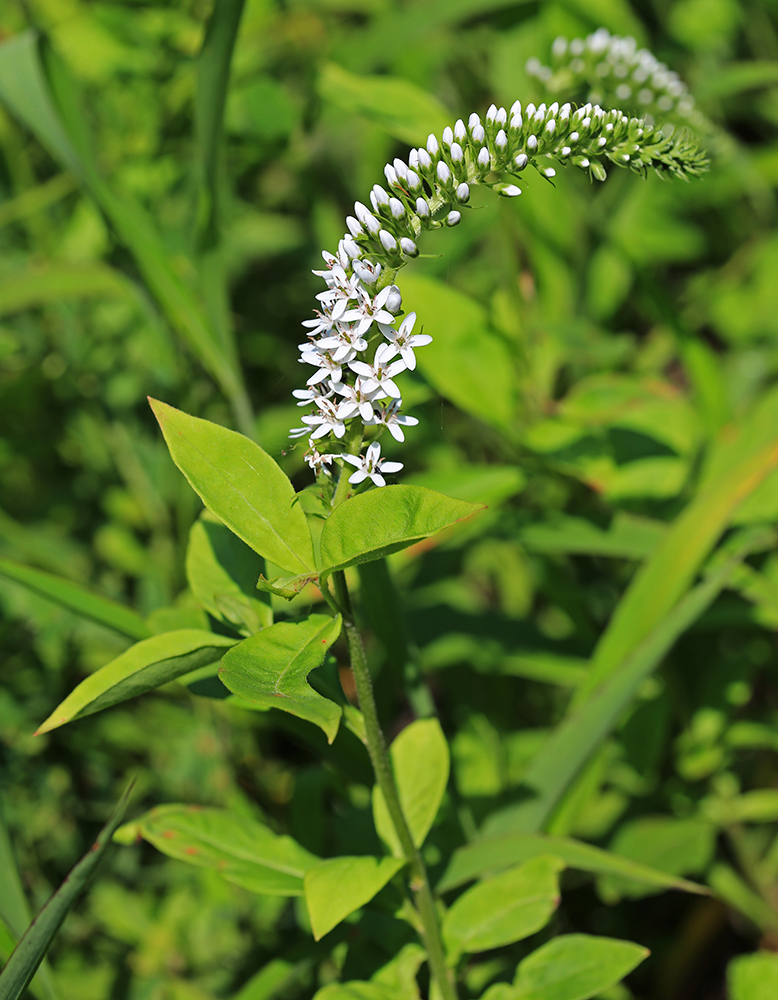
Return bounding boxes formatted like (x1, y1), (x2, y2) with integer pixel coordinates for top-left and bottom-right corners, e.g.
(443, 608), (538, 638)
(359, 400), (374, 421)
(382, 378), (402, 398)
(369, 472), (387, 487)
(380, 461), (403, 474)
(400, 346), (417, 370)
(349, 361), (373, 377)
(349, 469), (368, 484)
(387, 423), (405, 442)
(366, 441), (381, 463)
(341, 454), (361, 467)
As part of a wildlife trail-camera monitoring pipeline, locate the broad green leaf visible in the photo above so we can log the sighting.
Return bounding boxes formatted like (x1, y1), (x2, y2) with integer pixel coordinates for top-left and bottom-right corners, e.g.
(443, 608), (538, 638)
(511, 934), (648, 1000)
(575, 436), (778, 704)
(0, 557), (150, 640)
(218, 615), (343, 743)
(304, 856), (405, 940)
(372, 719), (449, 856)
(0, 784), (132, 1000)
(319, 485), (482, 576)
(186, 511), (271, 633)
(442, 855), (564, 962)
(150, 399), (314, 574)
(0, 812), (57, 1000)
(314, 984), (401, 1000)
(482, 542), (756, 836)
(597, 818), (715, 902)
(437, 831), (708, 896)
(401, 274), (516, 430)
(727, 952), (778, 1000)
(371, 943), (426, 1000)
(232, 959), (310, 1000)
(114, 804), (316, 897)
(317, 63), (450, 146)
(35, 630), (236, 734)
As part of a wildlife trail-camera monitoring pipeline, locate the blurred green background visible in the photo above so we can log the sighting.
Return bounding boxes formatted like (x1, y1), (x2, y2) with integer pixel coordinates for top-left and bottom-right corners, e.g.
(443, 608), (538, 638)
(3, 0), (778, 998)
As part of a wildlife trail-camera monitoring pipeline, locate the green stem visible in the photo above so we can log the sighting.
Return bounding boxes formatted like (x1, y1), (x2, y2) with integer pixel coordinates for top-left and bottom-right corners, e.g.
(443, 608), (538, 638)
(333, 571), (457, 1000)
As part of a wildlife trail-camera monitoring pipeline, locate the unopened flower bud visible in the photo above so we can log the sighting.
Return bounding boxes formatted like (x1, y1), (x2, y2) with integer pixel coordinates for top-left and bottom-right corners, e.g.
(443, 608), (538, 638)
(472, 123), (485, 143)
(389, 197), (405, 218)
(427, 133), (439, 155)
(454, 119), (466, 140)
(415, 197), (430, 217)
(364, 213), (381, 234)
(353, 259), (381, 283)
(456, 182), (470, 201)
(346, 215), (362, 237)
(514, 152), (528, 169)
(437, 160), (451, 183)
(543, 167), (556, 178)
(486, 103), (497, 124)
(495, 107), (507, 125)
(343, 238), (360, 258)
(418, 148), (432, 170)
(569, 131), (580, 142)
(384, 164), (398, 186)
(561, 146), (571, 156)
(501, 184), (522, 196)
(372, 184), (389, 206)
(495, 129), (507, 149)
(526, 103), (536, 117)
(384, 284), (402, 311)
(393, 158), (409, 181)
(477, 146), (490, 168)
(510, 114), (523, 129)
(400, 237), (418, 257)
(408, 149), (420, 169)
(527, 135), (538, 150)
(468, 112), (481, 129)
(379, 229), (397, 252)
(545, 119), (556, 133)
(407, 170), (421, 189)
(442, 125), (453, 145)
(510, 100), (522, 117)
(450, 142), (463, 162)
(446, 210), (461, 226)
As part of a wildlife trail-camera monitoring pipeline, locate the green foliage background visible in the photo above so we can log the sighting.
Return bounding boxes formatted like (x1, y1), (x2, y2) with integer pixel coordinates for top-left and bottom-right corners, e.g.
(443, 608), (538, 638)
(3, 0), (778, 998)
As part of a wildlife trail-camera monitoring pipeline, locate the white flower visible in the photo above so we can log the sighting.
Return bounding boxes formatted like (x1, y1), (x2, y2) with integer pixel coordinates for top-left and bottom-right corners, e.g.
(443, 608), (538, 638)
(332, 377), (382, 422)
(302, 399), (347, 439)
(352, 258), (382, 285)
(305, 447), (336, 475)
(341, 284), (400, 337)
(366, 399), (419, 442)
(292, 382), (334, 406)
(299, 349), (344, 386)
(349, 342), (407, 398)
(316, 321), (369, 362)
(341, 441), (403, 487)
(380, 312), (431, 371)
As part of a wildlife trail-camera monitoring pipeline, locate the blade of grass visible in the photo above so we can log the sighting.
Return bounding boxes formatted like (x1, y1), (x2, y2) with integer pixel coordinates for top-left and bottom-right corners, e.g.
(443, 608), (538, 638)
(0, 783), (134, 1000)
(0, 557), (152, 640)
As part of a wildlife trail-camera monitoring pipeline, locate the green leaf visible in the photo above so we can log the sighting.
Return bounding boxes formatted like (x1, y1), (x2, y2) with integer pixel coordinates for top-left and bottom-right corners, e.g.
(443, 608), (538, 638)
(114, 804), (316, 897)
(0, 784), (132, 1000)
(372, 719), (449, 856)
(511, 934), (648, 1000)
(150, 399), (315, 574)
(304, 856), (405, 940)
(314, 984), (402, 1000)
(482, 542), (756, 836)
(708, 864), (778, 934)
(401, 274), (516, 430)
(35, 630), (236, 734)
(597, 818), (715, 902)
(0, 556), (151, 640)
(437, 831), (708, 896)
(727, 952), (778, 1000)
(218, 615), (343, 743)
(186, 510), (272, 633)
(256, 573), (319, 600)
(371, 943), (426, 1000)
(575, 437), (778, 704)
(0, 262), (133, 318)
(442, 855), (564, 962)
(0, 812), (57, 1000)
(317, 63), (450, 146)
(319, 485), (482, 576)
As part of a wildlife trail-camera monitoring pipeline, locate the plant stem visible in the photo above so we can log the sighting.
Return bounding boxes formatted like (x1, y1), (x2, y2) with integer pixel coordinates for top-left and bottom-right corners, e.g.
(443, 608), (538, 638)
(333, 571), (457, 1000)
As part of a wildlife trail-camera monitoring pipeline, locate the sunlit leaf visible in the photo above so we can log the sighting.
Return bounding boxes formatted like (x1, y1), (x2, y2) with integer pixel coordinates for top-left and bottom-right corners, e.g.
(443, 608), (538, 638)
(304, 856), (405, 940)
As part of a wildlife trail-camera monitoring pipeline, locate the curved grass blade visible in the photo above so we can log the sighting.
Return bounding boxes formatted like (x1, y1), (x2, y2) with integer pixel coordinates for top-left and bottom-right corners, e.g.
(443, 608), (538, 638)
(0, 557), (151, 640)
(0, 783), (133, 1000)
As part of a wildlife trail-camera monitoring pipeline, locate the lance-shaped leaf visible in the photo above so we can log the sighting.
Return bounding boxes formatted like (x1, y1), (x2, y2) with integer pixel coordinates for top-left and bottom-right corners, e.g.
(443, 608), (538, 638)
(186, 510), (271, 633)
(0, 556), (150, 640)
(442, 855), (564, 962)
(372, 719), (449, 856)
(319, 486), (482, 577)
(437, 831), (709, 896)
(0, 783), (132, 1000)
(508, 934), (649, 1000)
(114, 804), (316, 896)
(35, 630), (236, 734)
(150, 399), (315, 575)
(219, 615), (343, 742)
(304, 856), (405, 940)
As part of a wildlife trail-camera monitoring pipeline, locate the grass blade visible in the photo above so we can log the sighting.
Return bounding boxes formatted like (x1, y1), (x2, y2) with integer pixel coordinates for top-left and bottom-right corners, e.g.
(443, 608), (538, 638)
(0, 557), (151, 641)
(0, 783), (134, 1000)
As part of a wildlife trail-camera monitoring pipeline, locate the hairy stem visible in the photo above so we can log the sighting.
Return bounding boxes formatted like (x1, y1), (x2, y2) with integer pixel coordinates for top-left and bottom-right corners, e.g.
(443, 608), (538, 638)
(333, 571), (457, 1000)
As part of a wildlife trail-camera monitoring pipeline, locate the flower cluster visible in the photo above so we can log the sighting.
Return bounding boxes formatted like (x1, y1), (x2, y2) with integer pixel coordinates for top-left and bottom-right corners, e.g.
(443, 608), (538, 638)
(527, 29), (701, 129)
(292, 75), (707, 488)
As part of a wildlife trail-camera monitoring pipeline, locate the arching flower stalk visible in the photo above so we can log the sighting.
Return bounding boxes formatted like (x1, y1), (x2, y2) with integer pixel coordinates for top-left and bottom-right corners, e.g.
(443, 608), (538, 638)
(292, 74), (708, 495)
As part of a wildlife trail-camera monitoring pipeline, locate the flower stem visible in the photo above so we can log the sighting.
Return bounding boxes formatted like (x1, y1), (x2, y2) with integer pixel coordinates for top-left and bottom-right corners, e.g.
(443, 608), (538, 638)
(333, 571), (457, 1000)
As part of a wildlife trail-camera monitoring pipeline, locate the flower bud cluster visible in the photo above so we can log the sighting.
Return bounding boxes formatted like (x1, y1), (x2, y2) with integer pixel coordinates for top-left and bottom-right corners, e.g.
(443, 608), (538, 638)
(292, 85), (707, 488)
(527, 29), (699, 128)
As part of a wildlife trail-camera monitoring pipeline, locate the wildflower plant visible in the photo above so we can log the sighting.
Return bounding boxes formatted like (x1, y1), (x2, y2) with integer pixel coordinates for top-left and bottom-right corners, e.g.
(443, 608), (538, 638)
(2, 23), (739, 1000)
